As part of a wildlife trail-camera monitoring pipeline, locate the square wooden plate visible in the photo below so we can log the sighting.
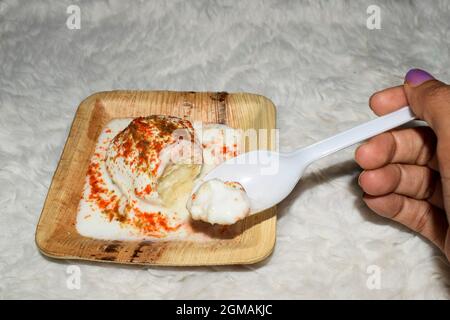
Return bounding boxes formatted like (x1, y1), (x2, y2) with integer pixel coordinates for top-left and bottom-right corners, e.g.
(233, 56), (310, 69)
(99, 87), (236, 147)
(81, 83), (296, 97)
(36, 91), (277, 266)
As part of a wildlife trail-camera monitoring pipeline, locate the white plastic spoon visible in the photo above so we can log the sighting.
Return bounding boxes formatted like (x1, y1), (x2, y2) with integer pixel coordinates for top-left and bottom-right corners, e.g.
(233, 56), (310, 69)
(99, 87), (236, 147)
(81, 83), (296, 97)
(201, 106), (416, 214)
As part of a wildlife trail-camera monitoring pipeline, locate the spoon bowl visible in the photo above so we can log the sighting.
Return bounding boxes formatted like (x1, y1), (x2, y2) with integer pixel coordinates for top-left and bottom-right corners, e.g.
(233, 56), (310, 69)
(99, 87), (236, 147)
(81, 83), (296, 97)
(201, 150), (304, 213)
(201, 107), (416, 214)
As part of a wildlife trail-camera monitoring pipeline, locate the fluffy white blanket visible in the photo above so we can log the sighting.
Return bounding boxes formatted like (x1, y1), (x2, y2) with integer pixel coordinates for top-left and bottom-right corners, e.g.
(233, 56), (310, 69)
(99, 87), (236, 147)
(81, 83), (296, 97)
(1, 0), (449, 299)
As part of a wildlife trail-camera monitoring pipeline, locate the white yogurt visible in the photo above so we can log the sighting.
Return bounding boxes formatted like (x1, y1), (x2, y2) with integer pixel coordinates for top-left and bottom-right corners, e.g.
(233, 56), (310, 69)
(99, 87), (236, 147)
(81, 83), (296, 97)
(75, 117), (249, 241)
(76, 118), (193, 241)
(194, 123), (243, 176)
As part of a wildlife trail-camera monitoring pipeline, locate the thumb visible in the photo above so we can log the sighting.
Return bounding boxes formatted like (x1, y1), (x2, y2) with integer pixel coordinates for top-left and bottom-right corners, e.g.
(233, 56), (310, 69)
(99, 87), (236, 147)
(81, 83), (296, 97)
(404, 69), (450, 140)
(404, 69), (450, 211)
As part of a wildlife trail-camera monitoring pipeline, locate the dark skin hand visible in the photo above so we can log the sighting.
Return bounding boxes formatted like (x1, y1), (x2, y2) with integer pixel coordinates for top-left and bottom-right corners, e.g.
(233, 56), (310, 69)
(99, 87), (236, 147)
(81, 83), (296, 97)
(355, 69), (450, 261)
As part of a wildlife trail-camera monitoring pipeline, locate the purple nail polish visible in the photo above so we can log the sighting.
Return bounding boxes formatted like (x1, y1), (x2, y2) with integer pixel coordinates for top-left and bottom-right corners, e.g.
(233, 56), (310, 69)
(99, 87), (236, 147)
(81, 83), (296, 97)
(404, 68), (434, 87)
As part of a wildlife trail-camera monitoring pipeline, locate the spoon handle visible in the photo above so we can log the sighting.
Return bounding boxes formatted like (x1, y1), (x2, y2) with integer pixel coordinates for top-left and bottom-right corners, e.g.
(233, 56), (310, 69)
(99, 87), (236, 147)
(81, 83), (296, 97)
(294, 107), (416, 164)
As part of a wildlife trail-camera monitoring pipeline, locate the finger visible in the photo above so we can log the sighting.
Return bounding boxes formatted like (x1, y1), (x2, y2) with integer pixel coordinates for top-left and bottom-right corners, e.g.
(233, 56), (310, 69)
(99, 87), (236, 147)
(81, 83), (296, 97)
(359, 164), (443, 209)
(404, 69), (450, 141)
(428, 179), (444, 211)
(363, 193), (449, 251)
(427, 153), (440, 172)
(445, 232), (450, 261)
(369, 85), (408, 116)
(403, 69), (450, 211)
(355, 126), (436, 170)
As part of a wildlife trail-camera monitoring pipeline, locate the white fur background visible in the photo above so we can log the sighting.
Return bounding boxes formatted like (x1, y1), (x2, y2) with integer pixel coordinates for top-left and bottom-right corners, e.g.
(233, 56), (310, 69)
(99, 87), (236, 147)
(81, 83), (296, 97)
(1, 0), (450, 299)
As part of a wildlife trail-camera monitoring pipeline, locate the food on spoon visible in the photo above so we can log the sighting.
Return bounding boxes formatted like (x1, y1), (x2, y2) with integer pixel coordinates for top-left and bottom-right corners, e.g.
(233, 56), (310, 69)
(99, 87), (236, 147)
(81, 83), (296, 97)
(187, 179), (251, 225)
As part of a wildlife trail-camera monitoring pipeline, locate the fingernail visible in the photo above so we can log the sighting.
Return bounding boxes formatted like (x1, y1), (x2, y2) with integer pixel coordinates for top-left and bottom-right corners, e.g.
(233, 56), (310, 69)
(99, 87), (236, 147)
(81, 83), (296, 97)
(404, 68), (435, 87)
(358, 171), (365, 187)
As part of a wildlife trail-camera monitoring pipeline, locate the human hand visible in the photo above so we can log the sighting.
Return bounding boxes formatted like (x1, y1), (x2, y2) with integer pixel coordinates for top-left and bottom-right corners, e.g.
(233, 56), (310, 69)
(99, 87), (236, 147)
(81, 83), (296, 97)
(355, 69), (450, 260)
